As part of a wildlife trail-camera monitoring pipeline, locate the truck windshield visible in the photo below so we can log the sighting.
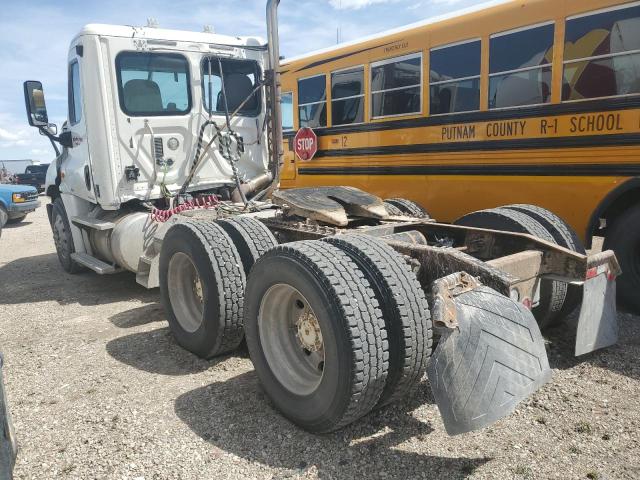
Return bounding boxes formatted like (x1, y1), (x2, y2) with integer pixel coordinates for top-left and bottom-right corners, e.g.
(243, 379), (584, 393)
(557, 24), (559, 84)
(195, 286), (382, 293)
(116, 52), (191, 116)
(202, 57), (261, 117)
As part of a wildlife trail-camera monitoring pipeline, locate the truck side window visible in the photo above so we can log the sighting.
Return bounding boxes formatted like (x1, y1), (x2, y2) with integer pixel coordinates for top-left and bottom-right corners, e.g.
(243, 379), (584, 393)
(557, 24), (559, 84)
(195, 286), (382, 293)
(69, 61), (83, 125)
(202, 57), (261, 117)
(116, 52), (191, 116)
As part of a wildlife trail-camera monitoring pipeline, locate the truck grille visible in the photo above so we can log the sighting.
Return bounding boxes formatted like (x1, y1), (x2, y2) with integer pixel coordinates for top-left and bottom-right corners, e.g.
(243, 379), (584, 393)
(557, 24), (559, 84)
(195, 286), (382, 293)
(24, 191), (38, 202)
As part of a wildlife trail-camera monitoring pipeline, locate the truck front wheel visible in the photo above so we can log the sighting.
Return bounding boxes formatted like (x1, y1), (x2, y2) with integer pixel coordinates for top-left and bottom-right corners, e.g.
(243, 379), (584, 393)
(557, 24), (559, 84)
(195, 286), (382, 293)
(51, 199), (83, 274)
(603, 205), (640, 314)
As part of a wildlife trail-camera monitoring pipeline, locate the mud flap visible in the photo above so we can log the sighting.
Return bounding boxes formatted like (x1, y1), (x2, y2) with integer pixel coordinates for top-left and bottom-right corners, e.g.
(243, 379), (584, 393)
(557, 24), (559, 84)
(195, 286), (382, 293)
(575, 271), (618, 356)
(427, 284), (552, 436)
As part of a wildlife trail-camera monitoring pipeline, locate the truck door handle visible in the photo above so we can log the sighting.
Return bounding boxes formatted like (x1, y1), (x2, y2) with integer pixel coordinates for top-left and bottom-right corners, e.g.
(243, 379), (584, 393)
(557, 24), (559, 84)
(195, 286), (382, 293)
(84, 165), (92, 191)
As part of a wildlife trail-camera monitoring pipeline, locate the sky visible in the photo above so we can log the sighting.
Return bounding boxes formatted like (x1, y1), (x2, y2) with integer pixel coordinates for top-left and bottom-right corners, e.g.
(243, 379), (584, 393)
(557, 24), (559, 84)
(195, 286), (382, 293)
(0, 0), (486, 166)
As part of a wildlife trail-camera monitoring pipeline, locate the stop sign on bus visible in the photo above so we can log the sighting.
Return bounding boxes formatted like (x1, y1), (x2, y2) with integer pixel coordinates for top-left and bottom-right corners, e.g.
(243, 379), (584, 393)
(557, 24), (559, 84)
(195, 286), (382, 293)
(294, 127), (318, 161)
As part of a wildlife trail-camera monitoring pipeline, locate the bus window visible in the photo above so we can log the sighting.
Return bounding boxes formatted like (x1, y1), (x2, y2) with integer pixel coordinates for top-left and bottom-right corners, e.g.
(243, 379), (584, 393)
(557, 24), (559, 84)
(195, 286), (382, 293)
(331, 67), (365, 126)
(489, 22), (554, 109)
(563, 3), (640, 101)
(371, 53), (422, 118)
(298, 74), (327, 128)
(429, 39), (481, 115)
(281, 92), (293, 131)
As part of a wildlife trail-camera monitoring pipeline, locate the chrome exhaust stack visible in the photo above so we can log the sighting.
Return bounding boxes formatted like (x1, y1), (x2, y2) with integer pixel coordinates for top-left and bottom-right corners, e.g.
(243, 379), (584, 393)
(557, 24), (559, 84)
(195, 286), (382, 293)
(258, 0), (283, 200)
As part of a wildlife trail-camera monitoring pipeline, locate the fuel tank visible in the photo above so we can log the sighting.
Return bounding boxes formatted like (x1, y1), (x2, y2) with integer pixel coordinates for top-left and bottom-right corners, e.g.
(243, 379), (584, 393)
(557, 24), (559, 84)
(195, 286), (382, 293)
(90, 211), (158, 273)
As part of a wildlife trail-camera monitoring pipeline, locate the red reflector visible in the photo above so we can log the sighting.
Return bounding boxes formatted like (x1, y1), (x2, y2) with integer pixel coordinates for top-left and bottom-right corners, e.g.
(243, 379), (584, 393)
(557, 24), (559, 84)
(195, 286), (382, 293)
(586, 267), (598, 280)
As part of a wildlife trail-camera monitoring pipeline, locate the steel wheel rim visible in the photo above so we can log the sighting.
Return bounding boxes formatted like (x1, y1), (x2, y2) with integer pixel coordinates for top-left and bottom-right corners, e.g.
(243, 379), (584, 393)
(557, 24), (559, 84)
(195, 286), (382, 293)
(53, 215), (69, 261)
(258, 284), (326, 396)
(167, 252), (204, 333)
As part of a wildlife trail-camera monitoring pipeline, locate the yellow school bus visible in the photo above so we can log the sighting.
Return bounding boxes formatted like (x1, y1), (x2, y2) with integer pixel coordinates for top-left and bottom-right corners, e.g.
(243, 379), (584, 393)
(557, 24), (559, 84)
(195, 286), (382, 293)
(279, 0), (640, 312)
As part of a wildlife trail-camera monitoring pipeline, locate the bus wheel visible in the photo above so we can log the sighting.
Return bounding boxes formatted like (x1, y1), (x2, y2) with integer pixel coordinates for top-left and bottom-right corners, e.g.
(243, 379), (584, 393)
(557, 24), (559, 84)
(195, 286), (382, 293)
(217, 217), (279, 275)
(384, 198), (431, 218)
(244, 241), (389, 433)
(324, 234), (432, 407)
(603, 205), (640, 314)
(159, 220), (246, 359)
(454, 208), (567, 328)
(502, 204), (585, 319)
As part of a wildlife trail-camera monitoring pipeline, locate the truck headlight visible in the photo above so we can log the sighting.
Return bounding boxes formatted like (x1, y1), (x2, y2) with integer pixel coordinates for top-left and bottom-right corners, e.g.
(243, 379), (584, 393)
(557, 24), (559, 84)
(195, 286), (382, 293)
(12, 193), (28, 203)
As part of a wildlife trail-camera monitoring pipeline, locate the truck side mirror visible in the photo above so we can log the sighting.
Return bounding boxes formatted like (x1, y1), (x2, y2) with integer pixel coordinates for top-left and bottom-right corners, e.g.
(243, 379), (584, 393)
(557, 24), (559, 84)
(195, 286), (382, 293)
(23, 81), (49, 127)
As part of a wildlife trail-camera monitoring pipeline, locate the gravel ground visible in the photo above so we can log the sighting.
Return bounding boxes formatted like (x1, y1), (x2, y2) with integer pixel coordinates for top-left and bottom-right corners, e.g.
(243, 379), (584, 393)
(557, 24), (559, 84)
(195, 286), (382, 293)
(1, 203), (639, 480)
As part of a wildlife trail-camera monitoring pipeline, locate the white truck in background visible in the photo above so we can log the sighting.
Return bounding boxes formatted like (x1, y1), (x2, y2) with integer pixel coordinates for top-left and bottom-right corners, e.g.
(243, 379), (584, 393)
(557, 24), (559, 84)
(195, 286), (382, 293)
(22, 1), (621, 435)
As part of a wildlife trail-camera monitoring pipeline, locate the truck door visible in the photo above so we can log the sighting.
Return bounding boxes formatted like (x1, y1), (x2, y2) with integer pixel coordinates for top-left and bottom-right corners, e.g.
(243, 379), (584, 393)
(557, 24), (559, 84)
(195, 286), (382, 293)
(60, 57), (95, 202)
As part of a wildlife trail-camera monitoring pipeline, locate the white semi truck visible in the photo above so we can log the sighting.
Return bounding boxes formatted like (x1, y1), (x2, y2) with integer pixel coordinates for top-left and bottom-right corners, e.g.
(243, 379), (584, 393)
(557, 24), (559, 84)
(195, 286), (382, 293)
(23, 1), (621, 435)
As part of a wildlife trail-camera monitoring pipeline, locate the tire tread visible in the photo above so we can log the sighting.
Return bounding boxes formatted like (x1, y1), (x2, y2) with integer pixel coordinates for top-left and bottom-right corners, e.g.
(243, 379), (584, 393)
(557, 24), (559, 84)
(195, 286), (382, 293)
(324, 234), (432, 406)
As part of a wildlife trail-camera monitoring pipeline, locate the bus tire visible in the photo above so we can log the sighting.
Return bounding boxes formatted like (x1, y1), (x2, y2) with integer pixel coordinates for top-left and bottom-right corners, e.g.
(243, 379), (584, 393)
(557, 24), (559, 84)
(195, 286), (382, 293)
(159, 220), (246, 359)
(385, 198), (431, 219)
(454, 208), (567, 328)
(502, 204), (585, 319)
(383, 201), (404, 217)
(217, 217), (279, 275)
(244, 241), (389, 433)
(324, 234), (432, 407)
(603, 204), (640, 314)
(51, 198), (84, 274)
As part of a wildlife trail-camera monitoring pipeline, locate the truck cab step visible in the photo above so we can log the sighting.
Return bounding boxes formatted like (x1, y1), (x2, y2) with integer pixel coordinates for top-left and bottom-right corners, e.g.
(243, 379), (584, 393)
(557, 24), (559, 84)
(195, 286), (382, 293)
(71, 253), (119, 274)
(71, 216), (116, 231)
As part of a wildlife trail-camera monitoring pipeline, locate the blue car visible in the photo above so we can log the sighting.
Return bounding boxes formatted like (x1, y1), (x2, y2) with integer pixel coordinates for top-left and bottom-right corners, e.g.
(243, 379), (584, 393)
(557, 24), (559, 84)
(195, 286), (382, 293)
(0, 184), (40, 228)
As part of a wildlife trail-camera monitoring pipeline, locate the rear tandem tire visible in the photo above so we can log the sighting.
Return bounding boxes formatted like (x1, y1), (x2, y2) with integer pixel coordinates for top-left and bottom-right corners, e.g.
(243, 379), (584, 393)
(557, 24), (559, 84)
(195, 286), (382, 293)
(323, 234), (433, 407)
(384, 198), (431, 219)
(383, 201), (404, 217)
(603, 205), (640, 314)
(159, 220), (246, 359)
(454, 208), (567, 329)
(244, 241), (389, 433)
(502, 204), (585, 318)
(216, 217), (279, 275)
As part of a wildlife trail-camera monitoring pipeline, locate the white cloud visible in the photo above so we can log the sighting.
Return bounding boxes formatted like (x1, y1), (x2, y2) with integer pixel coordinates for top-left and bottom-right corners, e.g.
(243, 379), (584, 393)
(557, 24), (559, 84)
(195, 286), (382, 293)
(328, 0), (398, 9)
(0, 127), (20, 142)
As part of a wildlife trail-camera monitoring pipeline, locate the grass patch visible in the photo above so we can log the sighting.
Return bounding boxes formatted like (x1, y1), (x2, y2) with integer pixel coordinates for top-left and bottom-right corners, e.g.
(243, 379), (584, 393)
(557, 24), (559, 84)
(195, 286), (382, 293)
(576, 421), (593, 434)
(514, 465), (533, 479)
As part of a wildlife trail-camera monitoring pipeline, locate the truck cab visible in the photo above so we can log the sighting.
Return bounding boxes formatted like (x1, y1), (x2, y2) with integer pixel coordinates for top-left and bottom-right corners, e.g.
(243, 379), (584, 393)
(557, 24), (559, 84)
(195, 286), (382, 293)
(23, 23), (274, 276)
